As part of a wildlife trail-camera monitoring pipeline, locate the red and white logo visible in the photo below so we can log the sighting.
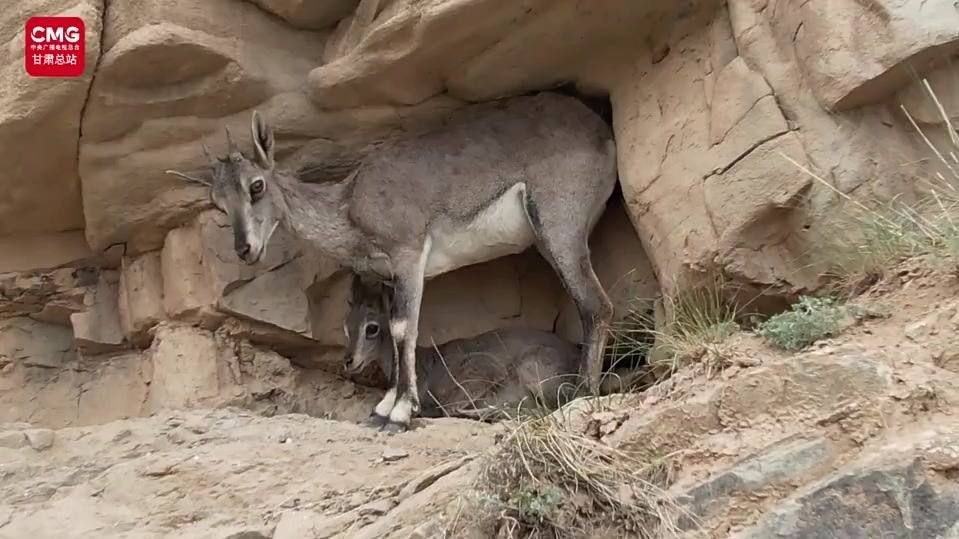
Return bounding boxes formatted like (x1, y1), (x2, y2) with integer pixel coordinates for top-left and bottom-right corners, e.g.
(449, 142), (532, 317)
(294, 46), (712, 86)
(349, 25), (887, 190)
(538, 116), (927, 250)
(25, 17), (85, 77)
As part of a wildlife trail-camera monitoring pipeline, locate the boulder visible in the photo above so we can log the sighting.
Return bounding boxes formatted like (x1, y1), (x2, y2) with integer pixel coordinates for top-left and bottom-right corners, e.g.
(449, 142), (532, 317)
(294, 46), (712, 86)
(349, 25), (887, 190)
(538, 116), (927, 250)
(146, 323), (236, 412)
(118, 251), (165, 347)
(311, 0), (724, 108)
(145, 322), (381, 420)
(70, 270), (126, 355)
(159, 209), (337, 349)
(247, 0), (357, 30)
(217, 258), (314, 337)
(731, 429), (959, 538)
(677, 436), (838, 529)
(611, 1), (938, 298)
(0, 317), (75, 369)
(160, 218), (220, 326)
(604, 350), (892, 457)
(0, 267), (96, 325)
(782, 0), (959, 111)
(0, 0), (104, 237)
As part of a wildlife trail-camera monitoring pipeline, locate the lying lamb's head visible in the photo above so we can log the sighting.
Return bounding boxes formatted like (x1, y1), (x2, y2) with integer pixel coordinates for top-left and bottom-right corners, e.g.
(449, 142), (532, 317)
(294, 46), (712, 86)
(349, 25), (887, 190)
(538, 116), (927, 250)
(343, 273), (393, 376)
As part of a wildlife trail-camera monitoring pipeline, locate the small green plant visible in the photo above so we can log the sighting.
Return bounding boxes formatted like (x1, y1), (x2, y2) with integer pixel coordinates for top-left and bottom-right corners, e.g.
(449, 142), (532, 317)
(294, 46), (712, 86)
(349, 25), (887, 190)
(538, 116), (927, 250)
(507, 484), (564, 524)
(758, 295), (847, 351)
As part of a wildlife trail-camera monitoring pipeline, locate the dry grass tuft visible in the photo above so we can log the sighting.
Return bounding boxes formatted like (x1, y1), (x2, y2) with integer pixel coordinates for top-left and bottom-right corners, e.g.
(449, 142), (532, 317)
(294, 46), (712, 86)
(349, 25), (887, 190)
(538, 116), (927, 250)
(789, 79), (959, 295)
(603, 278), (742, 389)
(446, 401), (695, 539)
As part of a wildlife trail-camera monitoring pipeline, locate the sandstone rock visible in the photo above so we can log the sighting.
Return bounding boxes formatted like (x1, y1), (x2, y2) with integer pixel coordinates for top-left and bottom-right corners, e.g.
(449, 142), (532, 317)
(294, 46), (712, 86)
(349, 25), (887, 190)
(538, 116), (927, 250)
(221, 532), (269, 539)
(0, 318), (74, 369)
(0, 231), (95, 274)
(247, 0), (357, 30)
(118, 251), (164, 347)
(272, 504), (385, 539)
(147, 323), (236, 412)
(0, 0), (104, 237)
(0, 430), (28, 449)
(610, 23), (817, 296)
(397, 455), (475, 499)
(605, 350), (891, 457)
(215, 318), (318, 358)
(160, 219), (220, 325)
(143, 323), (380, 421)
(731, 430), (959, 538)
(23, 429), (55, 451)
(160, 208), (339, 347)
(0, 327), (377, 431)
(217, 255), (314, 338)
(272, 511), (326, 539)
(407, 518), (445, 539)
(416, 251), (563, 347)
(382, 447), (409, 462)
(611, 1), (932, 298)
(0, 267), (94, 325)
(70, 271), (126, 355)
(347, 461), (481, 539)
(305, 268), (360, 351)
(357, 498), (395, 516)
(311, 0), (718, 108)
(785, 0), (959, 111)
(897, 60), (959, 126)
(726, 0), (932, 197)
(195, 210), (304, 299)
(677, 436), (837, 528)
(0, 348), (149, 429)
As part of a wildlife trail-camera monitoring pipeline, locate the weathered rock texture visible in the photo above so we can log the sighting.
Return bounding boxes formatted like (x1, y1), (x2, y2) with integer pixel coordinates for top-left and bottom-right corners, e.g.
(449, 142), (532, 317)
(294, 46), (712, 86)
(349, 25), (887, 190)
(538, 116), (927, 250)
(612, 0), (957, 295)
(0, 408), (493, 539)
(1, 0), (958, 448)
(3, 261), (959, 538)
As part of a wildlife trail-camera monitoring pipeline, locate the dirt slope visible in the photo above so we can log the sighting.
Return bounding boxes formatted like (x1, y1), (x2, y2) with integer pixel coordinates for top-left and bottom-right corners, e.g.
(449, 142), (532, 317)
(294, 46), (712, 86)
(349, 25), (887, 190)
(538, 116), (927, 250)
(0, 410), (494, 539)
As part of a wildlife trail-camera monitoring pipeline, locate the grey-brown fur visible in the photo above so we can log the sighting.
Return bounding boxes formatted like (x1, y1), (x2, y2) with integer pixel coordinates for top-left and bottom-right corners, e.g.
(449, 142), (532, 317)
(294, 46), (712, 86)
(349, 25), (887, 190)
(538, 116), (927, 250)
(344, 275), (583, 420)
(165, 92), (617, 432)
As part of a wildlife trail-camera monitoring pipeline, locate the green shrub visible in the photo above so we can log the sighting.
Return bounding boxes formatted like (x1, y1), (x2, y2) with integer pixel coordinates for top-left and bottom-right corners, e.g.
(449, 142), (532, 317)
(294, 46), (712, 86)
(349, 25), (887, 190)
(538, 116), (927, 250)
(758, 296), (847, 351)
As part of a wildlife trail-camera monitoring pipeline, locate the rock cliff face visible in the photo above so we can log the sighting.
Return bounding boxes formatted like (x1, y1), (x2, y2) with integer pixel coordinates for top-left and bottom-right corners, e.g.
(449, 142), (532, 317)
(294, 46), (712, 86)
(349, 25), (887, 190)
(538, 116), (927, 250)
(1, 0), (956, 425)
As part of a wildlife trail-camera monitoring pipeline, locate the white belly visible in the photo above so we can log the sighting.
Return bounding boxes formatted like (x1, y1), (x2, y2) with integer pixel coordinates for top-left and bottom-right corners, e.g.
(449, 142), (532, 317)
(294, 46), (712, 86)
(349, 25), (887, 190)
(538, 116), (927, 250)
(424, 183), (536, 278)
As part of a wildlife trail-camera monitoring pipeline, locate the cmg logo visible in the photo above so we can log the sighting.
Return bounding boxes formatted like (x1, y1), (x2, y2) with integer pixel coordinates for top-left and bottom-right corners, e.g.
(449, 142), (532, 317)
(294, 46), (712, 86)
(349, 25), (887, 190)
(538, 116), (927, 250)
(25, 17), (85, 77)
(30, 25), (82, 43)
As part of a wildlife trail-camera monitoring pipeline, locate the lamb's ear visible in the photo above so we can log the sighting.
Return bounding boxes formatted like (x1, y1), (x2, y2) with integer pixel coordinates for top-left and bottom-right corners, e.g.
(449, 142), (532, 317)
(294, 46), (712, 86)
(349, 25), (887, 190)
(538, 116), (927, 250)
(250, 110), (275, 169)
(349, 272), (365, 301)
(165, 168), (213, 186)
(379, 287), (393, 313)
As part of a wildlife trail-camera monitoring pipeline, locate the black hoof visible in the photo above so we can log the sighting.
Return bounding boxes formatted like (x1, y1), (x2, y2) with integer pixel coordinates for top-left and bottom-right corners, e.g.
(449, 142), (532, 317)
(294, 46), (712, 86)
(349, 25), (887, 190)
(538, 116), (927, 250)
(381, 420), (409, 434)
(367, 412), (389, 428)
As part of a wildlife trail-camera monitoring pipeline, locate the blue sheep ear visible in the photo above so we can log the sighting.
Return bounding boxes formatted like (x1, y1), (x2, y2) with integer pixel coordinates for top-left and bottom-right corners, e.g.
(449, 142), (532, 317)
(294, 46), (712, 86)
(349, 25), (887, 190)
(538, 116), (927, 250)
(251, 110), (275, 169)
